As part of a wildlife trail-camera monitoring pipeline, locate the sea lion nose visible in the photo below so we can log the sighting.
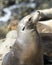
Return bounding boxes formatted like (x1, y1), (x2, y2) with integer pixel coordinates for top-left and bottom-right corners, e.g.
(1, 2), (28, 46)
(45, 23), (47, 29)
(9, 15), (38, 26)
(32, 11), (40, 24)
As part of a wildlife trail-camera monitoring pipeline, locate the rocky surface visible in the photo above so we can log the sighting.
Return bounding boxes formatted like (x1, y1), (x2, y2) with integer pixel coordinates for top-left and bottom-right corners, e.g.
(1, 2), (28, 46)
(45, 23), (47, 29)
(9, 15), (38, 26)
(0, 30), (17, 65)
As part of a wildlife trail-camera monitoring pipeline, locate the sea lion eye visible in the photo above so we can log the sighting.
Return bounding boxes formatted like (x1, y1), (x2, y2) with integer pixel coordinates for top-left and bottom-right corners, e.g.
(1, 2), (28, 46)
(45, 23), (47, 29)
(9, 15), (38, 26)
(22, 27), (25, 31)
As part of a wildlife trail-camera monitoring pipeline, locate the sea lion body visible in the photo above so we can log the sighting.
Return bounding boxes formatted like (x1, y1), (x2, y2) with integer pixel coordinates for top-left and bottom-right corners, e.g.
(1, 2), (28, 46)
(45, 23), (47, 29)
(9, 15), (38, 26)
(2, 11), (43, 65)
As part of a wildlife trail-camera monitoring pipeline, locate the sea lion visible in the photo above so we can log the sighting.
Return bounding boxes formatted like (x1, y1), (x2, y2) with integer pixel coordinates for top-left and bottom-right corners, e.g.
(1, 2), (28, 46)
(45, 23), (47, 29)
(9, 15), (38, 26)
(2, 11), (43, 65)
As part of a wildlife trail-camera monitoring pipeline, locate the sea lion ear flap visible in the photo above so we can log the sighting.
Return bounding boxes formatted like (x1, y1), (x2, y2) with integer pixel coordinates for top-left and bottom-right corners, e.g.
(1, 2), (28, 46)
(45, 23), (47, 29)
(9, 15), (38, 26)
(32, 11), (40, 25)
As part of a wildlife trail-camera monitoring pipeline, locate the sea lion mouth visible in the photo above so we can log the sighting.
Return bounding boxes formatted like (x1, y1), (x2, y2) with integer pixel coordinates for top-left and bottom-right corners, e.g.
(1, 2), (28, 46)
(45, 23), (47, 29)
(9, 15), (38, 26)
(24, 11), (40, 30)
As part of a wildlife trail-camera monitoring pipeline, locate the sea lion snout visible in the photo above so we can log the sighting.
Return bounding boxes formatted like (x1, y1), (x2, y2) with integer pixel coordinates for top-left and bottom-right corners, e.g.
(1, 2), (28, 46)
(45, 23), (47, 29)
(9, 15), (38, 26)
(31, 11), (40, 25)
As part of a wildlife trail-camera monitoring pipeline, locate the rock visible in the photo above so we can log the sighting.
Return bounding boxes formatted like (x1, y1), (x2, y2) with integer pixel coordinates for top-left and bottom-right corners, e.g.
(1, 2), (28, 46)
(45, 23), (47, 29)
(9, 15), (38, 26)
(0, 30), (17, 60)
